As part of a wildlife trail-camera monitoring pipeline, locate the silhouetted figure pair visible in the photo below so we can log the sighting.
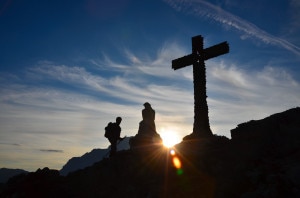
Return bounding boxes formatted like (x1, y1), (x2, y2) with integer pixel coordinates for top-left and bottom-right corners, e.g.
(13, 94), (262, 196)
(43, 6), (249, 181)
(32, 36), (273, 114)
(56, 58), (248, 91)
(105, 117), (125, 157)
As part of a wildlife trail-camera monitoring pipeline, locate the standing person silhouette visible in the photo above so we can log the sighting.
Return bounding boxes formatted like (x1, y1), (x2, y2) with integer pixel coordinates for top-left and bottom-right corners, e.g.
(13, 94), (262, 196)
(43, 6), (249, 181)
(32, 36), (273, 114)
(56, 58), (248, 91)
(105, 117), (124, 157)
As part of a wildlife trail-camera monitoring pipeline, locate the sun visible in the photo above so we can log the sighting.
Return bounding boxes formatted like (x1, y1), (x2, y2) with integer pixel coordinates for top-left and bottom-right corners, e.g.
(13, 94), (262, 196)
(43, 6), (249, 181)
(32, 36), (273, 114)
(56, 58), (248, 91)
(160, 129), (181, 148)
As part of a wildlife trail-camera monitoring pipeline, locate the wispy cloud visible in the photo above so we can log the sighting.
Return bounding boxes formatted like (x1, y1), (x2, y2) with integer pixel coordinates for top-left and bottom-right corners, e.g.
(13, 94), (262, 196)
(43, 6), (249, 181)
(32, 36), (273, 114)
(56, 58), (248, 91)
(207, 62), (300, 132)
(39, 149), (64, 153)
(2, 41), (299, 137)
(1, 40), (299, 171)
(164, 0), (300, 55)
(0, 143), (21, 146)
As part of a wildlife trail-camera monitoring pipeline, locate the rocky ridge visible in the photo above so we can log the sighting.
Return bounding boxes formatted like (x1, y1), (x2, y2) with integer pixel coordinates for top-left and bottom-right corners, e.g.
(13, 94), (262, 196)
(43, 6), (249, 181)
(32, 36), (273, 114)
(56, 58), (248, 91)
(1, 107), (299, 198)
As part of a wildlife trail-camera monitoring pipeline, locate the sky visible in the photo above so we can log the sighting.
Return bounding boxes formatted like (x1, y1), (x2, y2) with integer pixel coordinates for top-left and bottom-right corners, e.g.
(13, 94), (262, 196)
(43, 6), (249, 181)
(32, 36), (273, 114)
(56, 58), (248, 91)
(0, 0), (300, 172)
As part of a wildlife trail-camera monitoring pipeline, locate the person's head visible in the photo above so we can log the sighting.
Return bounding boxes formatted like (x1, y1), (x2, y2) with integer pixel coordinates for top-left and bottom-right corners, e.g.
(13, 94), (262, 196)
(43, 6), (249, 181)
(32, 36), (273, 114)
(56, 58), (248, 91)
(143, 102), (151, 108)
(116, 117), (122, 125)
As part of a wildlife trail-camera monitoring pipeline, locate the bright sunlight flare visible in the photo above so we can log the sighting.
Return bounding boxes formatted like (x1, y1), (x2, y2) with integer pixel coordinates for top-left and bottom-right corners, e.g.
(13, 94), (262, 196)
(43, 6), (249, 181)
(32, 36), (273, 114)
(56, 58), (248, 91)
(160, 129), (181, 148)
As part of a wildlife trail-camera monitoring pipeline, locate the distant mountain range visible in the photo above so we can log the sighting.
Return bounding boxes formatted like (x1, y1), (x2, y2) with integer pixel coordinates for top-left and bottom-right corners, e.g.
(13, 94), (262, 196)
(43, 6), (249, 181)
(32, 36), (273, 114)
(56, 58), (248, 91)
(0, 136), (131, 183)
(60, 136), (131, 176)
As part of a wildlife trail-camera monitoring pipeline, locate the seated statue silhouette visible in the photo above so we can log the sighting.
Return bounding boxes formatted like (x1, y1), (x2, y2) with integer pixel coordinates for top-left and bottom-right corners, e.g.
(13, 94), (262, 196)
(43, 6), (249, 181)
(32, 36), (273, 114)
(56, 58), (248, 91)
(130, 102), (162, 149)
(138, 102), (156, 136)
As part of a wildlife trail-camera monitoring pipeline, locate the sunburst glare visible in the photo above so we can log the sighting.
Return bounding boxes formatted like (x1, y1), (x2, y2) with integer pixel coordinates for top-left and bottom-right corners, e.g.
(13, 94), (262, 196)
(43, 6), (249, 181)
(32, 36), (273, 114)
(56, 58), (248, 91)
(160, 128), (181, 148)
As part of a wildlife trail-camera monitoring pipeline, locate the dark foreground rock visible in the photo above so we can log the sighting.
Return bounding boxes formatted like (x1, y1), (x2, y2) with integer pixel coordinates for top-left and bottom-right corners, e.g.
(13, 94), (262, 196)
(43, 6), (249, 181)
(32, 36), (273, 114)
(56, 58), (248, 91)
(1, 107), (300, 198)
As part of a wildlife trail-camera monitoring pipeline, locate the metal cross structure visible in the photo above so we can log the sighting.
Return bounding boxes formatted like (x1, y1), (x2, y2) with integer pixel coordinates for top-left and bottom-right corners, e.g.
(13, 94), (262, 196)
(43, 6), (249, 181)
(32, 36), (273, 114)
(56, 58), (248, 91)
(172, 35), (229, 138)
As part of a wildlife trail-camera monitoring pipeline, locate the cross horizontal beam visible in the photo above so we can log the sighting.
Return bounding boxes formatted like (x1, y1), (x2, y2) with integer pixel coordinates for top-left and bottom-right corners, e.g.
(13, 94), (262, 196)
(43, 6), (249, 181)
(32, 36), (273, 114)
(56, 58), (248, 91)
(171, 41), (229, 70)
(172, 54), (194, 70)
(202, 41), (229, 60)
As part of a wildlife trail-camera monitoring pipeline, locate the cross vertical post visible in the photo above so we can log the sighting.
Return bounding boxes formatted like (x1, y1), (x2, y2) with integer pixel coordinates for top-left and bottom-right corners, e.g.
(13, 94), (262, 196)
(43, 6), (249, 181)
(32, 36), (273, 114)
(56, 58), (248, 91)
(192, 36), (211, 137)
(172, 35), (229, 139)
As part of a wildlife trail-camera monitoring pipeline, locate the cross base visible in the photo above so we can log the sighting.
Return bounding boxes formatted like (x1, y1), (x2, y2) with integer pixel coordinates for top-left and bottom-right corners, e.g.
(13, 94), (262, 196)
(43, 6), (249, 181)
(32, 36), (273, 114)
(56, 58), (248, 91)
(183, 130), (213, 141)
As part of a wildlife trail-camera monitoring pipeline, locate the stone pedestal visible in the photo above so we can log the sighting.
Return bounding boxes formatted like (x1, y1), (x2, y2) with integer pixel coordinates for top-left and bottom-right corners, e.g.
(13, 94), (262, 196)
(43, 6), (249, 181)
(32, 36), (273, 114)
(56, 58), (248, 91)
(129, 121), (162, 150)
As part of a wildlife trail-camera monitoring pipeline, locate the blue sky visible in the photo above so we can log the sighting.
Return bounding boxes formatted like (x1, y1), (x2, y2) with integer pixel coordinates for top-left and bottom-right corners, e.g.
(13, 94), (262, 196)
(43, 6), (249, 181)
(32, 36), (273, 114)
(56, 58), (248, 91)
(1, 0), (300, 171)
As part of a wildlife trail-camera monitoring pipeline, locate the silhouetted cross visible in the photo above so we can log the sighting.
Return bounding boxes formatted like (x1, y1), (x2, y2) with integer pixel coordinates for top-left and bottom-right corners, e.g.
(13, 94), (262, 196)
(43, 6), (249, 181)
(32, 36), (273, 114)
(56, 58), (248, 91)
(172, 35), (229, 138)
